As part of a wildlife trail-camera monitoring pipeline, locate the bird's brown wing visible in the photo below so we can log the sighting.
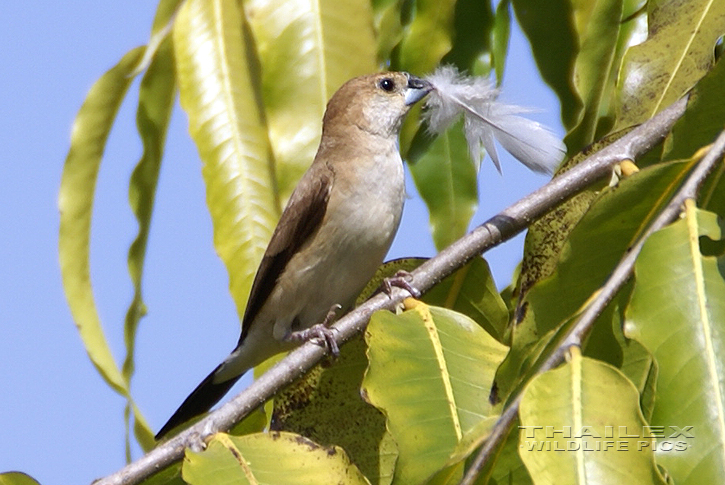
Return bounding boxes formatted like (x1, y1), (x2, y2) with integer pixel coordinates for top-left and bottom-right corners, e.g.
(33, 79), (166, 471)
(238, 165), (333, 343)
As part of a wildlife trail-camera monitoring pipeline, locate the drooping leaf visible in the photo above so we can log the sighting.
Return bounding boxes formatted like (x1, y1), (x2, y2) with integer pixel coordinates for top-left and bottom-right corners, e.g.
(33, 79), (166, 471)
(441, 0), (496, 75)
(408, 120), (478, 250)
(396, 0), (457, 74)
(618, 330), (658, 423)
(516, 131), (626, 301)
(564, 0), (624, 151)
(59, 46), (144, 396)
(173, 0), (278, 319)
(614, 0), (725, 130)
(511, 0), (580, 129)
(362, 301), (508, 484)
(124, 0), (179, 387)
(124, 14), (179, 456)
(244, 0), (377, 202)
(491, 0), (511, 83)
(130, 0), (184, 77)
(396, 0), (459, 157)
(625, 203), (725, 484)
(373, 0), (405, 63)
(518, 350), (667, 484)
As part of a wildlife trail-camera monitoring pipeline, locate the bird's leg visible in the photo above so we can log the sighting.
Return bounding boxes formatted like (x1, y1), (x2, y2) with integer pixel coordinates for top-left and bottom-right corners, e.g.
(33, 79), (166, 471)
(285, 304), (342, 357)
(382, 270), (421, 298)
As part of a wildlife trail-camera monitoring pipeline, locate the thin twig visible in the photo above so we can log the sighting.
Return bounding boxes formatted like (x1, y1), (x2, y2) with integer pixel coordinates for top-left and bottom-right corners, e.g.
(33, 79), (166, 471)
(460, 125), (725, 485)
(93, 97), (687, 485)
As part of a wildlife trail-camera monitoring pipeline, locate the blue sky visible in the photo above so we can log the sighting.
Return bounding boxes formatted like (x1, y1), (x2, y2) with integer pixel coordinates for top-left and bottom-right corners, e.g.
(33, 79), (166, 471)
(0, 2), (561, 484)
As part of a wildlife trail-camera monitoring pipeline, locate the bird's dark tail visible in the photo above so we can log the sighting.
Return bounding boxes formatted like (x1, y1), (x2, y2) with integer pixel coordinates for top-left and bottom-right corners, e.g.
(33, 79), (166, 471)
(155, 365), (241, 440)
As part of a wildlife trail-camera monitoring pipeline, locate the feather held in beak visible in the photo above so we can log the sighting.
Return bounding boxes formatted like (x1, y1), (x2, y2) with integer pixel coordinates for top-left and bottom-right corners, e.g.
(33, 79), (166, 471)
(422, 66), (565, 174)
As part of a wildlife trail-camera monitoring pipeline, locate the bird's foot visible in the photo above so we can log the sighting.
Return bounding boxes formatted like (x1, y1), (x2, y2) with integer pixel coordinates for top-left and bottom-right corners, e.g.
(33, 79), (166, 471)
(382, 270), (421, 298)
(286, 304), (342, 357)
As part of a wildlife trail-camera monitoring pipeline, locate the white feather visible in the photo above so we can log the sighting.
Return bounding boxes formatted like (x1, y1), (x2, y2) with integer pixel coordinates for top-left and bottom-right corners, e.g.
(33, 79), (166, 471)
(422, 66), (565, 174)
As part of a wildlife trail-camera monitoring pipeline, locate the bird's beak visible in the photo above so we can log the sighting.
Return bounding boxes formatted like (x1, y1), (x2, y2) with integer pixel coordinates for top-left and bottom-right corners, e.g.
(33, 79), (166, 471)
(404, 74), (433, 106)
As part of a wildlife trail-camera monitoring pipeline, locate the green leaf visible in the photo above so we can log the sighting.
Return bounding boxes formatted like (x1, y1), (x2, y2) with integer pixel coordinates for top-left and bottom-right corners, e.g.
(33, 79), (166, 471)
(244, 0), (377, 201)
(517, 184), (598, 299)
(625, 203), (725, 484)
(614, 0), (725, 130)
(395, 0), (459, 158)
(523, 160), (691, 338)
(137, 463), (184, 485)
(59, 46), (144, 395)
(173, 0), (279, 320)
(496, 161), (691, 403)
(362, 301), (508, 484)
(666, 57), (725, 219)
(488, 418), (533, 485)
(408, 121), (478, 251)
(518, 350), (667, 484)
(440, 0), (496, 75)
(492, 0), (511, 83)
(564, 0), (624, 151)
(182, 432), (368, 484)
(424, 257), (509, 341)
(396, 0), (457, 74)
(618, 332), (658, 423)
(424, 416), (499, 485)
(373, 0), (405, 63)
(511, 0), (580, 129)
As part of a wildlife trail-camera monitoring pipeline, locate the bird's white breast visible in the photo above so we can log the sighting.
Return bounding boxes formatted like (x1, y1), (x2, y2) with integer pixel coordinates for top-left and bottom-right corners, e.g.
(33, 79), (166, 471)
(272, 141), (405, 338)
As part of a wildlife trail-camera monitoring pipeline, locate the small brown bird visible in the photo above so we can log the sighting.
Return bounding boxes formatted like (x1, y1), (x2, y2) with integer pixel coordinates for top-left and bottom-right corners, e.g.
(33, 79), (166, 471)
(156, 72), (432, 439)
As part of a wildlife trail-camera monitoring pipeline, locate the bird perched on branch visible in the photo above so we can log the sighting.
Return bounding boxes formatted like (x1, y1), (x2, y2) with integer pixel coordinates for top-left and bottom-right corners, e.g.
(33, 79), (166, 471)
(156, 72), (432, 439)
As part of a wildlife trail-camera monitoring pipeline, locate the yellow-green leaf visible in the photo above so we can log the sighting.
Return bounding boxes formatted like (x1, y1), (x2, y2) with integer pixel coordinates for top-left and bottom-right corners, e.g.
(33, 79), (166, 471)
(0, 472), (42, 485)
(124, 24), (179, 457)
(625, 202), (725, 484)
(424, 257), (509, 341)
(519, 350), (667, 484)
(182, 432), (368, 484)
(173, 0), (278, 319)
(59, 46), (144, 395)
(362, 301), (508, 484)
(397, 0), (457, 74)
(244, 0), (377, 201)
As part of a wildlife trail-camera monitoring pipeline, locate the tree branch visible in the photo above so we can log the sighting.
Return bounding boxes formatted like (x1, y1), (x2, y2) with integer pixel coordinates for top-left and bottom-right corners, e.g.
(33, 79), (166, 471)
(93, 97), (687, 485)
(460, 117), (725, 485)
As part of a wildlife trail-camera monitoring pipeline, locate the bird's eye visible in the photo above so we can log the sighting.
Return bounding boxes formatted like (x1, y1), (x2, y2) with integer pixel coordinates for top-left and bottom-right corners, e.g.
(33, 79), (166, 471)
(379, 78), (395, 92)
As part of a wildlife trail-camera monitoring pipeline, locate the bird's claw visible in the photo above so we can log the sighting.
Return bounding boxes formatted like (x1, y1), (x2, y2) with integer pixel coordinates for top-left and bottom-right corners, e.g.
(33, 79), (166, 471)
(287, 324), (340, 357)
(382, 270), (421, 298)
(286, 304), (342, 357)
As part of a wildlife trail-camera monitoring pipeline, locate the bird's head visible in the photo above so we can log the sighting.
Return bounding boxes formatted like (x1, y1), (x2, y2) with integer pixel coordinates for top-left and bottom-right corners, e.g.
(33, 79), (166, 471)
(322, 72), (433, 138)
